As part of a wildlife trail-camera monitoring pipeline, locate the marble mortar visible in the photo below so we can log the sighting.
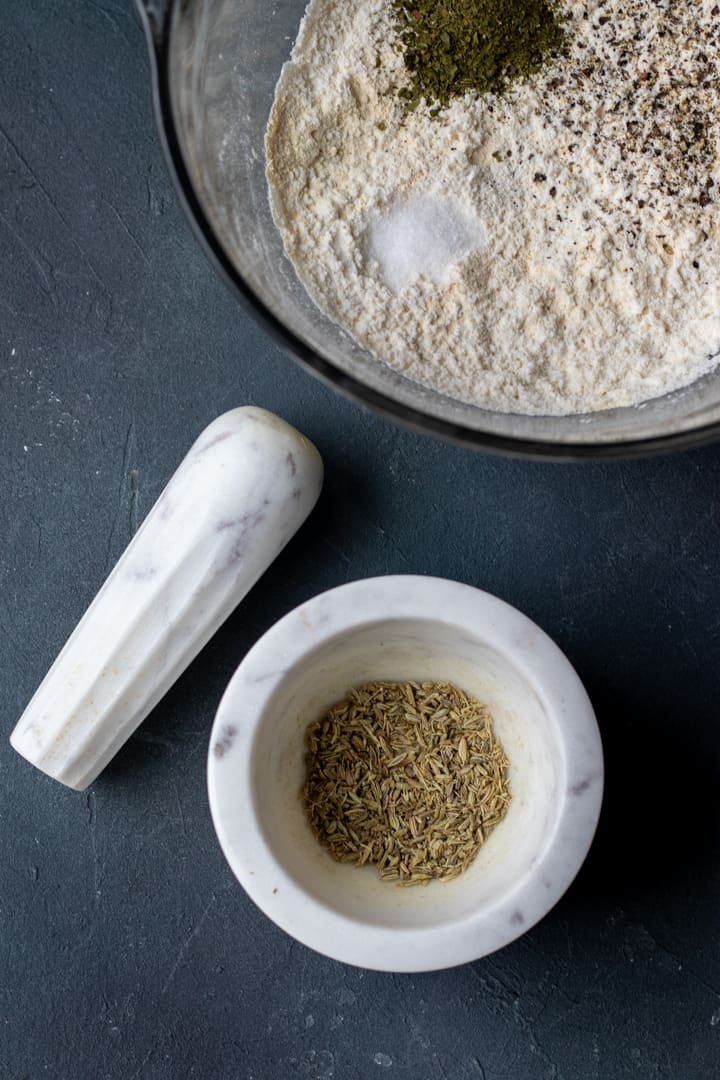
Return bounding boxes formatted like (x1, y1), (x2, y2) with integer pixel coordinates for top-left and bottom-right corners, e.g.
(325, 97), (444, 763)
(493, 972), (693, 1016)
(208, 575), (603, 972)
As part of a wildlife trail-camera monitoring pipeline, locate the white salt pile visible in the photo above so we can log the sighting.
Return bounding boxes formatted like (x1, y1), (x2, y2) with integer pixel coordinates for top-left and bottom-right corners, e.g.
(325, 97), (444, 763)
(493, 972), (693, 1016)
(364, 196), (485, 294)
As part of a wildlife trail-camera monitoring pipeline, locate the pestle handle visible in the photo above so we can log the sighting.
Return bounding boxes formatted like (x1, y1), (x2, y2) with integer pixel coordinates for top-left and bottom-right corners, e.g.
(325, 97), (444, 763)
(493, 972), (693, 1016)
(10, 407), (323, 790)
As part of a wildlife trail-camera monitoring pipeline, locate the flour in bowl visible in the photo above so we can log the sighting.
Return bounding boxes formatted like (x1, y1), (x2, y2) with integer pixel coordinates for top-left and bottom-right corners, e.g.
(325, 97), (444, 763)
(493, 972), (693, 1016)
(265, 0), (720, 416)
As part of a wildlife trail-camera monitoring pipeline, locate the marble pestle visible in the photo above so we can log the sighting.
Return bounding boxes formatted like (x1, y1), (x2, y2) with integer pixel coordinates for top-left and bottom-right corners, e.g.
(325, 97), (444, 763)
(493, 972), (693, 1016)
(10, 407), (323, 790)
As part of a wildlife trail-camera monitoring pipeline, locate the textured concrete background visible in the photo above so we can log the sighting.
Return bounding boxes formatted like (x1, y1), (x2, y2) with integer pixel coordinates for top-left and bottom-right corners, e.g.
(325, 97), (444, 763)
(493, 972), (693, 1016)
(1, 2), (719, 1077)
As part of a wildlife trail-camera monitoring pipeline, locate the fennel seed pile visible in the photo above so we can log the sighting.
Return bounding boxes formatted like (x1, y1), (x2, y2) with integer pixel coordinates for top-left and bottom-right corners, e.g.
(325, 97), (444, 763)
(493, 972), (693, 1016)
(303, 681), (511, 885)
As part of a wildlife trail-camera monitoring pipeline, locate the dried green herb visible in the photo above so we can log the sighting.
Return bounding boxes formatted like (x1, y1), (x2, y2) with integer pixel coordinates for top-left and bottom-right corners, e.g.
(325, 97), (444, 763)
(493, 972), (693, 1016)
(302, 680), (511, 885)
(392, 0), (566, 111)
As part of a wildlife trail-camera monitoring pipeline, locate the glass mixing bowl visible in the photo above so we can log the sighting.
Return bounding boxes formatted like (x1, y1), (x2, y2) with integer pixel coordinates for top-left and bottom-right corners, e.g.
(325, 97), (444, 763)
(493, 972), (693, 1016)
(137, 0), (720, 458)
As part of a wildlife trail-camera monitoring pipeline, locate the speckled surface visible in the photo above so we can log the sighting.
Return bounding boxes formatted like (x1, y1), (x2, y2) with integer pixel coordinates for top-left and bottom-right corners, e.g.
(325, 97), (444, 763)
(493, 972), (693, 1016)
(1, 2), (719, 1077)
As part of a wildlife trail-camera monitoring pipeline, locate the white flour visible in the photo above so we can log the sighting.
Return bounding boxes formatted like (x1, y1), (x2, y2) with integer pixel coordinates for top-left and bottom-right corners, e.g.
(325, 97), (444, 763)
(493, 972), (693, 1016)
(265, 0), (720, 415)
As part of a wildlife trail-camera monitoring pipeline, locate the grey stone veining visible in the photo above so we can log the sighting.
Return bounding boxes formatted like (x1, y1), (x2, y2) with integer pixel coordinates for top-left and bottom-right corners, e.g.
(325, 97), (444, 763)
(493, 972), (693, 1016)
(10, 407), (323, 790)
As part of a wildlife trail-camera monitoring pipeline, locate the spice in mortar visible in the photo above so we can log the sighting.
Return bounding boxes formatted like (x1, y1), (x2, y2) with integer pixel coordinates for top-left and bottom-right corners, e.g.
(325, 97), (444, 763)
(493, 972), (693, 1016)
(303, 680), (511, 885)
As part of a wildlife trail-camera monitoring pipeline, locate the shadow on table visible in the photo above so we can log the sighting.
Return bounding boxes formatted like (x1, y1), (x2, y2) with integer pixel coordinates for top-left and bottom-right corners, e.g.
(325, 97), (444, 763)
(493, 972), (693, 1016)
(566, 684), (717, 906)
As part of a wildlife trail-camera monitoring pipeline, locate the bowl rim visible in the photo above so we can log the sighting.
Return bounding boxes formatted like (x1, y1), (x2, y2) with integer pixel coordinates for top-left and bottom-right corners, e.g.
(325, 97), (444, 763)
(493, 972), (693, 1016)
(207, 575), (603, 971)
(136, 0), (720, 462)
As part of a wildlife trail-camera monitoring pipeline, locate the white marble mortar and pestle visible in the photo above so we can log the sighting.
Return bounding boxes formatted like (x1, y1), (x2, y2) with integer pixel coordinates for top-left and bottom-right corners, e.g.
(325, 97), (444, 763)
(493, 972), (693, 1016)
(10, 407), (602, 971)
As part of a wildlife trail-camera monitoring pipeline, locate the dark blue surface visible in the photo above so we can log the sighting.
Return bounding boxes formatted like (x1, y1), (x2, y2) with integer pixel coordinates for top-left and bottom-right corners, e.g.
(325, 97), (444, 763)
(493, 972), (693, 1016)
(1, 3), (719, 1077)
